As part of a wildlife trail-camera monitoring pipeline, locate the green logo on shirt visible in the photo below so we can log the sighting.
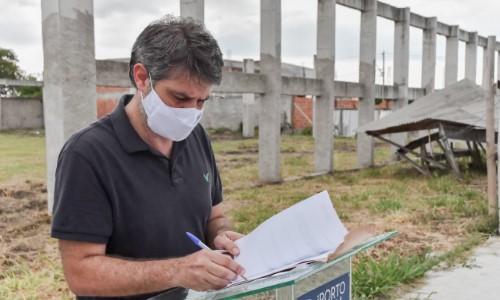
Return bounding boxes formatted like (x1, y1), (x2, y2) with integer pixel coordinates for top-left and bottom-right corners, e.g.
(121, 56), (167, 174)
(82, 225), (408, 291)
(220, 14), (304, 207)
(203, 172), (210, 182)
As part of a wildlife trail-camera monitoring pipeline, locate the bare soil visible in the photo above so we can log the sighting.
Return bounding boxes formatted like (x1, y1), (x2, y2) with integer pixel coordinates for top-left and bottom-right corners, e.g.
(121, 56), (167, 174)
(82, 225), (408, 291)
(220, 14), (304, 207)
(0, 180), (52, 272)
(0, 133), (487, 298)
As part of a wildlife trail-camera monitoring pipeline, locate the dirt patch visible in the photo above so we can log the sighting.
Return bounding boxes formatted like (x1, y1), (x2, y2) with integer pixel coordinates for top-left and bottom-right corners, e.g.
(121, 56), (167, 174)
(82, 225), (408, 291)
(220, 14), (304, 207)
(0, 180), (50, 269)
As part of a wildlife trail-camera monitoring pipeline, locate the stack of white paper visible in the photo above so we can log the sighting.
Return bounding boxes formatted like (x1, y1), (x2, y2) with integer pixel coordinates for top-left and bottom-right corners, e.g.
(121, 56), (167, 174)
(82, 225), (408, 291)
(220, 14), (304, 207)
(233, 190), (348, 281)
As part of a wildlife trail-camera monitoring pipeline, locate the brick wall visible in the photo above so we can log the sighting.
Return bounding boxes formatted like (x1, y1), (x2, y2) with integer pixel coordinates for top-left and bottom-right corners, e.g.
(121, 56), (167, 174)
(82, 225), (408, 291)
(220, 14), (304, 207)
(292, 96), (313, 129)
(291, 96), (393, 129)
(96, 86), (130, 118)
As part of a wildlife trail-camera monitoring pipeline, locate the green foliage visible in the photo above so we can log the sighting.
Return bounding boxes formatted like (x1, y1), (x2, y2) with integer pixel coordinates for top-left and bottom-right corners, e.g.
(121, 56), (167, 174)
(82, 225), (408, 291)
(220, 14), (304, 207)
(0, 48), (22, 97)
(373, 199), (403, 213)
(16, 74), (42, 98)
(353, 251), (440, 299)
(301, 125), (313, 136)
(0, 48), (42, 98)
(284, 155), (309, 167)
(362, 167), (382, 178)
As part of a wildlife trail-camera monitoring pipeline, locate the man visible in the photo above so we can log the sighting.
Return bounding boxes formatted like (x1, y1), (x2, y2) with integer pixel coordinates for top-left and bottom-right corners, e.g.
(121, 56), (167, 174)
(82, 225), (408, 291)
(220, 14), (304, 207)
(51, 16), (246, 300)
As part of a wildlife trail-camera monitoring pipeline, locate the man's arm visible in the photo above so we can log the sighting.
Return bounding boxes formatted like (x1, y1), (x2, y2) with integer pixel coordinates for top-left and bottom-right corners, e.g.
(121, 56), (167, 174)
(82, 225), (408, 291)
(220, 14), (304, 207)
(59, 239), (244, 297)
(206, 204), (244, 257)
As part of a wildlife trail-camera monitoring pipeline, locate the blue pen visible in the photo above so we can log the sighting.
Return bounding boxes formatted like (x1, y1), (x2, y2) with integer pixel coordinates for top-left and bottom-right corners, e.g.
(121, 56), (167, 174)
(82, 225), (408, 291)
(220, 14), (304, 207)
(185, 232), (248, 281)
(186, 231), (211, 250)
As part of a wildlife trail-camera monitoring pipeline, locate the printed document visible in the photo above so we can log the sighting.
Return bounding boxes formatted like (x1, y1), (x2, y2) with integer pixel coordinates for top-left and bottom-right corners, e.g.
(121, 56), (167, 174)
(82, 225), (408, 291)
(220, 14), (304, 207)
(233, 190), (348, 281)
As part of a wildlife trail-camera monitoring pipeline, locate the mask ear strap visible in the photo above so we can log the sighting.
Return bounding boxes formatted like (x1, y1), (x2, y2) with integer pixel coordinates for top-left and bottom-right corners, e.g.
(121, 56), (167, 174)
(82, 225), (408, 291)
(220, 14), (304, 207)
(149, 73), (154, 91)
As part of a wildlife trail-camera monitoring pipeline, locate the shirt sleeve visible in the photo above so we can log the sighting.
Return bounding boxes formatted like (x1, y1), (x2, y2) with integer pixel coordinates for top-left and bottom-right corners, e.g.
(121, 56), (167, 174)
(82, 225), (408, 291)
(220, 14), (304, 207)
(51, 148), (112, 244)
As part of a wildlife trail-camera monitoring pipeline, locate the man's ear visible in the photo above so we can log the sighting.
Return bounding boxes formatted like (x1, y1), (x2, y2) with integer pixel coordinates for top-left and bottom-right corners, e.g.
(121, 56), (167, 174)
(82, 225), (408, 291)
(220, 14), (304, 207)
(133, 63), (149, 92)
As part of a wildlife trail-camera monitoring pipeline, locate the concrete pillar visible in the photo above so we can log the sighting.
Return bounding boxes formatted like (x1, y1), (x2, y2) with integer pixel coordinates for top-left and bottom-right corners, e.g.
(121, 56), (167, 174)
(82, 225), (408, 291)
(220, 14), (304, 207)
(391, 7), (410, 151)
(259, 0), (281, 182)
(483, 36), (496, 220)
(422, 17), (437, 94)
(242, 59), (256, 138)
(445, 25), (459, 86)
(482, 36), (496, 90)
(498, 51), (500, 84)
(42, 0), (97, 212)
(465, 32), (478, 82)
(180, 0), (204, 23)
(357, 0), (377, 168)
(314, 0), (336, 173)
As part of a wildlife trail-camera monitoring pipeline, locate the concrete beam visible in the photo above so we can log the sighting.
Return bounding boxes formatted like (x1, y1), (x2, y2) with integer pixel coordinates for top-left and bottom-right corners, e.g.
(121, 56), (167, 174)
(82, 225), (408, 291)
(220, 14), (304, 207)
(180, 0), (204, 23)
(314, 0), (336, 174)
(0, 79), (43, 87)
(42, 0), (97, 212)
(96, 60), (130, 87)
(377, 2), (399, 21)
(478, 36), (488, 47)
(258, 0), (282, 183)
(357, 0), (376, 168)
(242, 59), (256, 138)
(422, 17), (437, 94)
(213, 73), (266, 94)
(458, 29), (469, 42)
(336, 0), (363, 11)
(281, 77), (322, 96)
(465, 32), (478, 82)
(335, 81), (362, 98)
(409, 12), (427, 30)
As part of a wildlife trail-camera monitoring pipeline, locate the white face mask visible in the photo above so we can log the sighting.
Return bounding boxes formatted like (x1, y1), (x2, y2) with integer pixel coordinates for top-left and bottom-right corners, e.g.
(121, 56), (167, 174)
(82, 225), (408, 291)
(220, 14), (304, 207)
(140, 77), (204, 141)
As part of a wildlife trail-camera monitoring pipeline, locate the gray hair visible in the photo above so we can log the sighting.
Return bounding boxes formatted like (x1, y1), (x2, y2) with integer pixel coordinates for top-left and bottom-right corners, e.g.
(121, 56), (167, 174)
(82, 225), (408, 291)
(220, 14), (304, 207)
(129, 15), (224, 88)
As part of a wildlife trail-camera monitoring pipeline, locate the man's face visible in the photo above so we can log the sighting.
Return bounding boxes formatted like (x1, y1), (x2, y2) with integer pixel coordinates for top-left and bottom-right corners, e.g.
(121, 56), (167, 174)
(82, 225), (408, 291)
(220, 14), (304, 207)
(149, 76), (212, 110)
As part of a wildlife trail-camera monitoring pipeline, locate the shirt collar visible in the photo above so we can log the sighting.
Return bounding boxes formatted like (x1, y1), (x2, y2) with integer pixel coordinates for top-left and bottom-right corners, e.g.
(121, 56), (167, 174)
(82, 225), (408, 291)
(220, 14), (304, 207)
(110, 95), (150, 154)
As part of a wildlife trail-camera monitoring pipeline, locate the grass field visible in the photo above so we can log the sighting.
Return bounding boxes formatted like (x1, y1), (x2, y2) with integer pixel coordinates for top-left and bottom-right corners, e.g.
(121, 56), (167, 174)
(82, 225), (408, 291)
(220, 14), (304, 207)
(0, 129), (496, 299)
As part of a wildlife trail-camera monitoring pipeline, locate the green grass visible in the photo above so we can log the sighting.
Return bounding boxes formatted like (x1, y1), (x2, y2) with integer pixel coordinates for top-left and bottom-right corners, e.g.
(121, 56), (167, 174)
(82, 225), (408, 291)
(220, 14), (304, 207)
(0, 130), (494, 300)
(0, 130), (46, 185)
(352, 234), (486, 300)
(0, 252), (71, 300)
(353, 250), (440, 299)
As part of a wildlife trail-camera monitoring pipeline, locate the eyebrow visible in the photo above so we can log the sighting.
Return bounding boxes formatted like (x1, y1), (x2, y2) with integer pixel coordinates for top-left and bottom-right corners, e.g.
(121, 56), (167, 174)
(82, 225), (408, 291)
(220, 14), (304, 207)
(171, 91), (211, 101)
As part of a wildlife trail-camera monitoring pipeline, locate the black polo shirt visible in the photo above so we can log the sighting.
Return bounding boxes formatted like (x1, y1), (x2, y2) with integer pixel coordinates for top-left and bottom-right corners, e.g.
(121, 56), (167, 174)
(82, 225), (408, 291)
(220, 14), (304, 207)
(51, 95), (223, 300)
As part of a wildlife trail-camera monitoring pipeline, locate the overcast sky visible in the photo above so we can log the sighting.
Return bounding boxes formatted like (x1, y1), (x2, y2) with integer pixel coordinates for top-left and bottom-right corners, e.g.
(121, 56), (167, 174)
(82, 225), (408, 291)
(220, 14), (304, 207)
(1, 0), (499, 87)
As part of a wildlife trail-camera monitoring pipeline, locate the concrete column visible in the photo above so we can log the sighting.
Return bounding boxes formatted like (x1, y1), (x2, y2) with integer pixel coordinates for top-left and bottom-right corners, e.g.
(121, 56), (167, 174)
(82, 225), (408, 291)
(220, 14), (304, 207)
(465, 32), (478, 82)
(42, 0), (97, 212)
(242, 59), (256, 138)
(445, 25), (459, 86)
(357, 0), (377, 168)
(259, 0), (281, 182)
(391, 7), (410, 151)
(483, 36), (496, 220)
(482, 36), (496, 90)
(180, 0), (204, 23)
(481, 43), (500, 87)
(498, 50), (500, 83)
(422, 17), (437, 94)
(314, 0), (336, 173)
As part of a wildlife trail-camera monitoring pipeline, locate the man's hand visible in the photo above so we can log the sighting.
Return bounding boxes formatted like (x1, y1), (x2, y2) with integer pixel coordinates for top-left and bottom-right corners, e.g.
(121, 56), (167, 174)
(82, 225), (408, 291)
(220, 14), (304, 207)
(175, 248), (244, 291)
(213, 230), (244, 256)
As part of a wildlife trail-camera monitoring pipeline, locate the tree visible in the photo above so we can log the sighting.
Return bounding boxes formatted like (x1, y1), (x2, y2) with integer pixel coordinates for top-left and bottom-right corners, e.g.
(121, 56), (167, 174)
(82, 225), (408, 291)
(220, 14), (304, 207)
(0, 47), (42, 98)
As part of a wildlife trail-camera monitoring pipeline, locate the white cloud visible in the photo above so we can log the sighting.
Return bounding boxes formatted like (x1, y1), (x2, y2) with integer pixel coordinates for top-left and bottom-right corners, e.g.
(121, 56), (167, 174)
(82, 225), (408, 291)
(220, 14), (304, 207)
(0, 0), (498, 79)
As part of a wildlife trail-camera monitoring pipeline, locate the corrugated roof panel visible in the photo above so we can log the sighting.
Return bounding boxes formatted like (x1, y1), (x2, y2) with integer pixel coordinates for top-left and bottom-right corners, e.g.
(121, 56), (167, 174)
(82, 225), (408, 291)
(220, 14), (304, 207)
(358, 79), (498, 135)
